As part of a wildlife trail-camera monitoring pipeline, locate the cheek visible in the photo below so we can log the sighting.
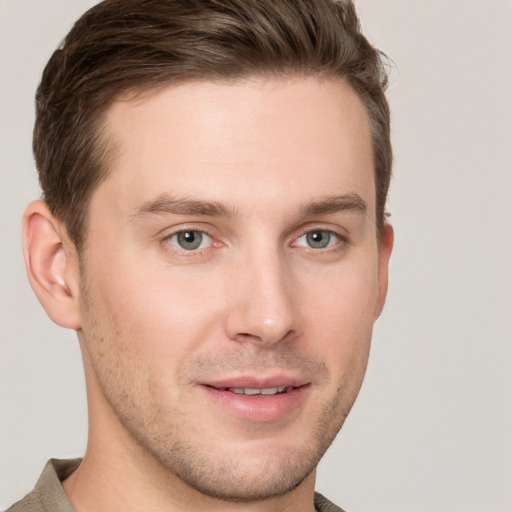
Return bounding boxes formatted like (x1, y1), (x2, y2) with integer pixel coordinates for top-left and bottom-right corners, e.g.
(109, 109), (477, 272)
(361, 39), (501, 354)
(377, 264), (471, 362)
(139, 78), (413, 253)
(81, 259), (224, 372)
(298, 260), (378, 366)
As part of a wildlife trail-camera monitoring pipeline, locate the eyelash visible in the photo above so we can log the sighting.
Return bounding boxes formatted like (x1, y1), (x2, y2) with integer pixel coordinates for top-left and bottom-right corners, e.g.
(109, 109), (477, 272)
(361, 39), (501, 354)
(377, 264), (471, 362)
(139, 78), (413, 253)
(291, 228), (348, 255)
(161, 227), (348, 257)
(162, 228), (218, 256)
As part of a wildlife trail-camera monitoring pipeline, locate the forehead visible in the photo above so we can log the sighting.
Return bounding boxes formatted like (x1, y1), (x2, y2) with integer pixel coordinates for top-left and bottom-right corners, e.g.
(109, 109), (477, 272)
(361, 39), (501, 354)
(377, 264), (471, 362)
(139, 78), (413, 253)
(97, 77), (375, 215)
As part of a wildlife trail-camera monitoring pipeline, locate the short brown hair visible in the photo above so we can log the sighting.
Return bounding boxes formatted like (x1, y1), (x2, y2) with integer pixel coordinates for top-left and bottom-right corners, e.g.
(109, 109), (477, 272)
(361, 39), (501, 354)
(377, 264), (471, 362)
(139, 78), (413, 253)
(34, 0), (391, 249)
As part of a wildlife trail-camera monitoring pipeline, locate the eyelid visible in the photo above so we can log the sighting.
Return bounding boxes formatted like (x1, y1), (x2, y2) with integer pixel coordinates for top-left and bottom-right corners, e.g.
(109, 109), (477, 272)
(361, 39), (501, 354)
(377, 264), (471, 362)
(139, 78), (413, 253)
(295, 230), (338, 247)
(158, 223), (348, 257)
(166, 230), (212, 251)
(292, 229), (344, 247)
(160, 224), (222, 256)
(292, 223), (348, 241)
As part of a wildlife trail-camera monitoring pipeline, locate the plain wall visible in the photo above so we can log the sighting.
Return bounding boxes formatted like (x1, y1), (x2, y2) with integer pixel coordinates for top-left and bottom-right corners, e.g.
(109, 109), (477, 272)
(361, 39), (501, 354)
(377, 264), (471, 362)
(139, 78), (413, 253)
(1, 1), (511, 510)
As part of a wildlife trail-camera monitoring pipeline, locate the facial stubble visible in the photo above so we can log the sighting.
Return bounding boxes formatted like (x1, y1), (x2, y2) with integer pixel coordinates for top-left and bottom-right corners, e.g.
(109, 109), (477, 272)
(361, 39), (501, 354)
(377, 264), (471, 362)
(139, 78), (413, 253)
(78, 270), (371, 503)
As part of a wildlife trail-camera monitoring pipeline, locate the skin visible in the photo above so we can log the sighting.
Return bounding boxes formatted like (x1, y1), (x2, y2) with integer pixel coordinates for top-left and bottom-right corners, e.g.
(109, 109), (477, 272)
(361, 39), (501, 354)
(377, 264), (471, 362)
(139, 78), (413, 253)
(23, 77), (393, 512)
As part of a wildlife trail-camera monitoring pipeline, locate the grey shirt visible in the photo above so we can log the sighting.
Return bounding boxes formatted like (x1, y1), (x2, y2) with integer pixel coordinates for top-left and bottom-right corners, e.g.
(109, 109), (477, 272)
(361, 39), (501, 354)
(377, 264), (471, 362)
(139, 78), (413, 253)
(6, 459), (345, 512)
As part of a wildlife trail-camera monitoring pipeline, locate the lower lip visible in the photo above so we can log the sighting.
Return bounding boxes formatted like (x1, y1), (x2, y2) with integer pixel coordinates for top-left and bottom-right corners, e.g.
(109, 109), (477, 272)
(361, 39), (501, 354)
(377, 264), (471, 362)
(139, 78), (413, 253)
(200, 385), (310, 423)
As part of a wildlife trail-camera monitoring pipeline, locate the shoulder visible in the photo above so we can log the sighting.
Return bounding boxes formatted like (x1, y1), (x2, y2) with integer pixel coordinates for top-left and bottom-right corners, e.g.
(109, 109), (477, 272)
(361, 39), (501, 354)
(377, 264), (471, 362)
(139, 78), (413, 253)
(4, 492), (43, 512)
(4, 459), (80, 512)
(314, 491), (348, 512)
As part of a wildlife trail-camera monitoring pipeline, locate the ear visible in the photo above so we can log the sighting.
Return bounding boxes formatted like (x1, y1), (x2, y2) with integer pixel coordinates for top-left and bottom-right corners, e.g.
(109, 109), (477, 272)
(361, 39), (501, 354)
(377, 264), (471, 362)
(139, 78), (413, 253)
(22, 200), (81, 330)
(373, 223), (394, 320)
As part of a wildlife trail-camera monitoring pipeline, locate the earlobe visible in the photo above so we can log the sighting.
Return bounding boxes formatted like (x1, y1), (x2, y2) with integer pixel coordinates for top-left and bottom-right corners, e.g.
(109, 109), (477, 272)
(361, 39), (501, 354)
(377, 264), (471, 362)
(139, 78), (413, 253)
(374, 223), (394, 320)
(22, 200), (81, 330)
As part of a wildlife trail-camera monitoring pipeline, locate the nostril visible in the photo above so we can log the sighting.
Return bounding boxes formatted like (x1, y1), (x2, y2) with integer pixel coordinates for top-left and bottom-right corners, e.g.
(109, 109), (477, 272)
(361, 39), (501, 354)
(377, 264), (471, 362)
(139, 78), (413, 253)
(236, 332), (261, 342)
(233, 329), (297, 346)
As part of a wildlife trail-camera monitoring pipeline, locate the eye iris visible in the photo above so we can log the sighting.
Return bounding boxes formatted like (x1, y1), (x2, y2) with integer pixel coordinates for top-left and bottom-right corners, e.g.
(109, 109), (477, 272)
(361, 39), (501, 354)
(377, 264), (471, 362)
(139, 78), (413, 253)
(306, 231), (330, 249)
(177, 231), (202, 250)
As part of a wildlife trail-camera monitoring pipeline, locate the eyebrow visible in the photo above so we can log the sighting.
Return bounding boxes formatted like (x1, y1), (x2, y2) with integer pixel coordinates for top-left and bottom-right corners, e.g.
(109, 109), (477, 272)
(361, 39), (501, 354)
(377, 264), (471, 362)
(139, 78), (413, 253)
(130, 194), (236, 221)
(130, 192), (367, 222)
(300, 193), (367, 216)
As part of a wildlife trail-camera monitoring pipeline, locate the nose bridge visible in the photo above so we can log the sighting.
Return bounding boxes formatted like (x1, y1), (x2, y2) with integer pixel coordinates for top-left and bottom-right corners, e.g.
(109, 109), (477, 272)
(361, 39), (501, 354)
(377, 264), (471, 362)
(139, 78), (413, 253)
(225, 240), (297, 346)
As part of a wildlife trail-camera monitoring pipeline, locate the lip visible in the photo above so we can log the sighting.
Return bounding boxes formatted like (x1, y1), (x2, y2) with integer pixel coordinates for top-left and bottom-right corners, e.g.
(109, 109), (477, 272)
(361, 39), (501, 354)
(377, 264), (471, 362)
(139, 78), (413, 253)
(203, 375), (308, 390)
(199, 375), (311, 423)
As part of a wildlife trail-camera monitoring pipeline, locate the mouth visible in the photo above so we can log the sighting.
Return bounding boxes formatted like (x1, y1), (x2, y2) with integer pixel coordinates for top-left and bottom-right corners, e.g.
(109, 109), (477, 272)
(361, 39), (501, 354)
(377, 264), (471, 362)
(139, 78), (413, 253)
(199, 378), (311, 422)
(209, 385), (296, 396)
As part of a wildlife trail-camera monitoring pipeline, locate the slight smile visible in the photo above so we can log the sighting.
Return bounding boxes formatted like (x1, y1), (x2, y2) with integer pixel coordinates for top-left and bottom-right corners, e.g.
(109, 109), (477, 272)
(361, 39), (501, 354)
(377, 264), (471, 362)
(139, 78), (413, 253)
(200, 377), (311, 423)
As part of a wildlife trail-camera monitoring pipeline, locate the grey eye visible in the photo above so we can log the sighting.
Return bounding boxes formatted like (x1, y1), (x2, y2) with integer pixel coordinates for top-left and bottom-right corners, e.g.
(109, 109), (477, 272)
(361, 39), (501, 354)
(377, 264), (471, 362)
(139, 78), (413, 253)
(306, 231), (332, 248)
(169, 231), (210, 251)
(296, 230), (338, 249)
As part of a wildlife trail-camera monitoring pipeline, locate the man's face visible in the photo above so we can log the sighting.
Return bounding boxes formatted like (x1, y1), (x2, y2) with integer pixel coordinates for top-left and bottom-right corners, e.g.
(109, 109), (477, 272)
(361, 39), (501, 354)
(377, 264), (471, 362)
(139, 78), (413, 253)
(76, 77), (391, 500)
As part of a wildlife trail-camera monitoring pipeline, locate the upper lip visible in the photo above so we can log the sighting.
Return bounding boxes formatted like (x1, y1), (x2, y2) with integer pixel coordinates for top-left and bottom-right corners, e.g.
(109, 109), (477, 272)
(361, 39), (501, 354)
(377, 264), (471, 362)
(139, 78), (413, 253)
(201, 375), (309, 390)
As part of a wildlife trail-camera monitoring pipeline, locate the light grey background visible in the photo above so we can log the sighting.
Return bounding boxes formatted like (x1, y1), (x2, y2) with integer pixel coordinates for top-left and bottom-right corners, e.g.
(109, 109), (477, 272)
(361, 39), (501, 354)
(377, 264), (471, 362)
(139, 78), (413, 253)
(1, 1), (511, 510)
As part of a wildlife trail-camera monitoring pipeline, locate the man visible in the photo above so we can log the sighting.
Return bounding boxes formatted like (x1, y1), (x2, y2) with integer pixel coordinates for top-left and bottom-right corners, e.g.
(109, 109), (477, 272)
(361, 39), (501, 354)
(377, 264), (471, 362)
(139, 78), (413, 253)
(8, 0), (393, 510)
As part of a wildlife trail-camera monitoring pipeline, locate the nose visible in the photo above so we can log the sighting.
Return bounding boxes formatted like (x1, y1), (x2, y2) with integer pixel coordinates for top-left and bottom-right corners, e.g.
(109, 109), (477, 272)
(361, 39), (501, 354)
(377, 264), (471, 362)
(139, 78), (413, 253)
(224, 249), (298, 347)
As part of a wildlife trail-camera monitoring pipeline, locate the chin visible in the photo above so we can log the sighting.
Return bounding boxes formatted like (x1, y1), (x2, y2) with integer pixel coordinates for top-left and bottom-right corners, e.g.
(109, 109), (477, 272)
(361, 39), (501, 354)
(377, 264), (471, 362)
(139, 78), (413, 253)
(139, 400), (347, 503)
(159, 440), (321, 502)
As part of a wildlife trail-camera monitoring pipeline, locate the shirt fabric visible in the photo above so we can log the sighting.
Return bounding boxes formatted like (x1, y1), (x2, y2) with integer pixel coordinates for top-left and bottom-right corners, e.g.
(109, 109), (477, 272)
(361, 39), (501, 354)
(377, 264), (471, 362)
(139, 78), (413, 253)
(6, 459), (345, 512)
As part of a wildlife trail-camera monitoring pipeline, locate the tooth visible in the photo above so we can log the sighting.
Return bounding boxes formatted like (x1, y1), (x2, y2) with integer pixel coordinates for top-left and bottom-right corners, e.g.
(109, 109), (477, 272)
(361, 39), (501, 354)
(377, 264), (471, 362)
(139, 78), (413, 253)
(227, 386), (291, 396)
(243, 388), (261, 395)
